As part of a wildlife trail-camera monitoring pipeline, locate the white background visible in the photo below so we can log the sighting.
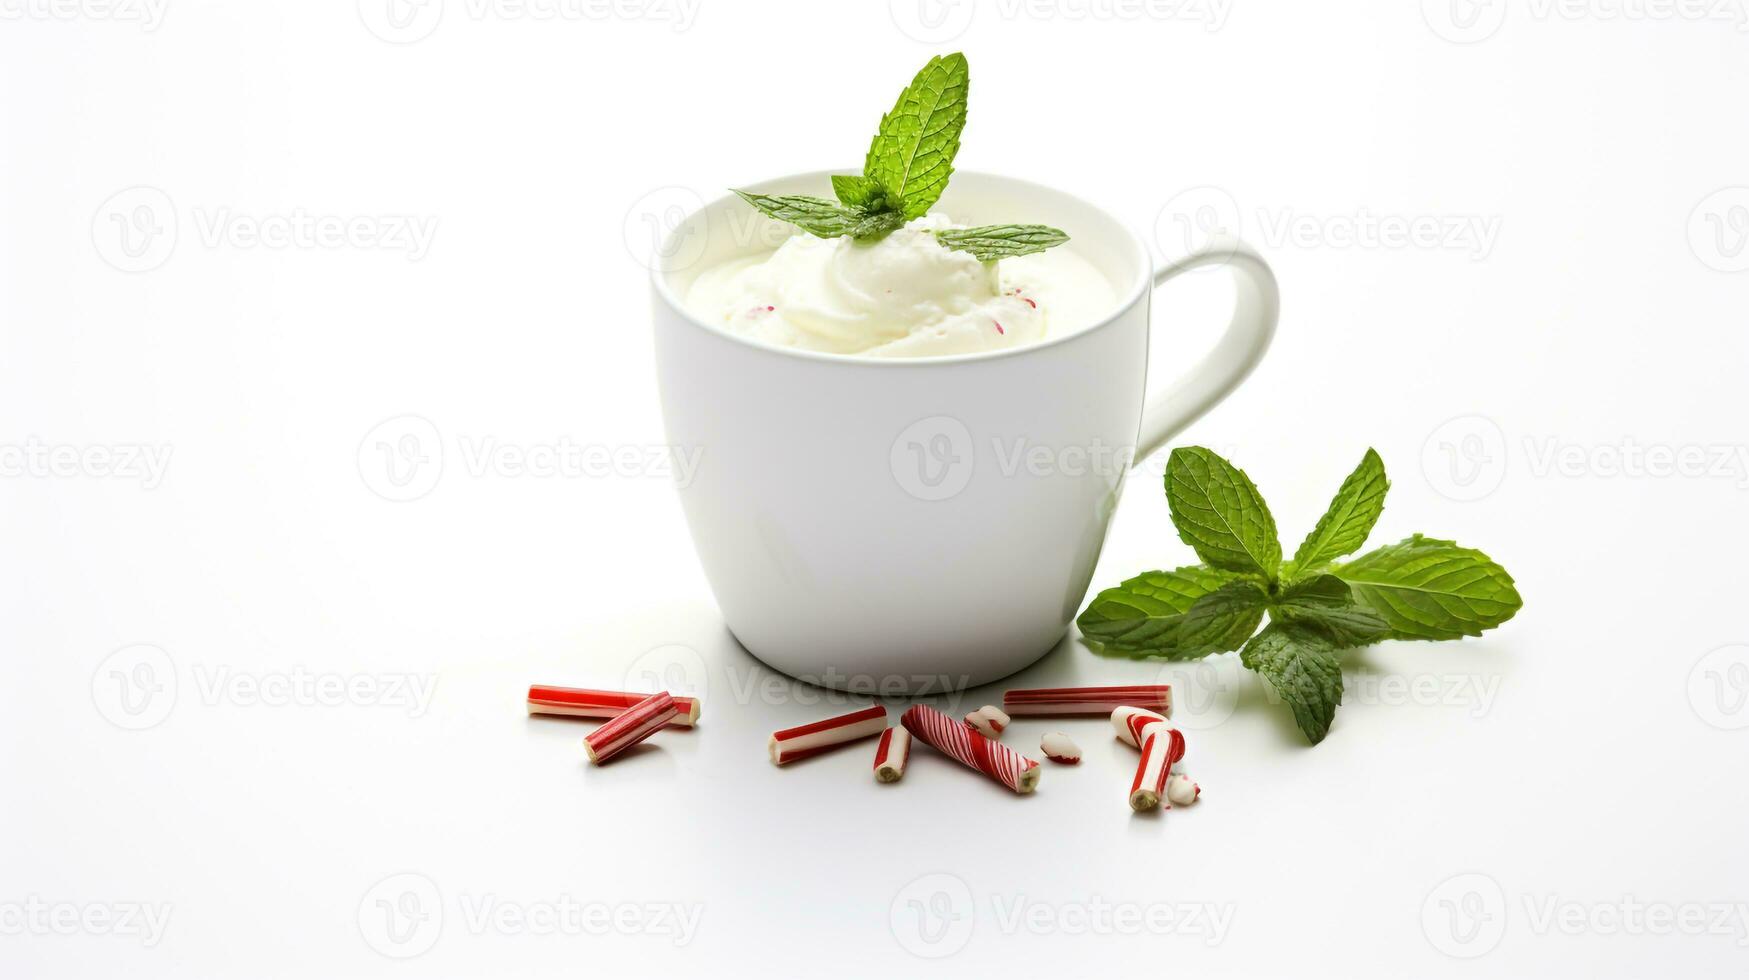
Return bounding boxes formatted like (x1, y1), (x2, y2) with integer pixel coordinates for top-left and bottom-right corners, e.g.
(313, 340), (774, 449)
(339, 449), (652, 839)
(5, 0), (1749, 976)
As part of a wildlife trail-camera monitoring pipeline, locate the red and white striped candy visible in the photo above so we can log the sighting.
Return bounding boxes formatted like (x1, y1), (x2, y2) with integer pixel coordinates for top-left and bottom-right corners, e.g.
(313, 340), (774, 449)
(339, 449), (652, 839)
(1112, 705), (1170, 749)
(1127, 723), (1187, 811)
(527, 685), (701, 727)
(583, 691), (678, 765)
(769, 705), (887, 765)
(901, 704), (1040, 795)
(873, 727), (911, 783)
(1004, 685), (1171, 717)
(964, 704), (1009, 739)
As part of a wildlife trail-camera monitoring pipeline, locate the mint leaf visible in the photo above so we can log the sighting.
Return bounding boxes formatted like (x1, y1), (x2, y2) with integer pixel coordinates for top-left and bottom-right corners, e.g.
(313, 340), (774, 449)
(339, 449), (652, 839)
(1241, 622), (1344, 744)
(864, 52), (969, 219)
(935, 225), (1069, 261)
(1272, 574), (1391, 647)
(1077, 566), (1265, 659)
(1291, 448), (1389, 571)
(831, 175), (886, 211)
(732, 191), (863, 238)
(1165, 447), (1282, 578)
(1334, 535), (1523, 640)
(849, 210), (906, 240)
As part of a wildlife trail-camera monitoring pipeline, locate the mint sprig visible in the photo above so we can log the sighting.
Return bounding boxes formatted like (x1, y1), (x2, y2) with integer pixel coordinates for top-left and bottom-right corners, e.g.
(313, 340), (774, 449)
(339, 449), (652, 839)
(932, 225), (1069, 261)
(730, 54), (1068, 260)
(1076, 447), (1523, 745)
(864, 52), (968, 219)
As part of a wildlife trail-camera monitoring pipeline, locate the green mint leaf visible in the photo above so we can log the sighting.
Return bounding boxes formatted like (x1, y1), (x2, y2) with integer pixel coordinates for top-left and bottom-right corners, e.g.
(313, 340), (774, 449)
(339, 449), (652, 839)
(830, 175), (886, 211)
(1271, 574), (1392, 647)
(1333, 534), (1523, 640)
(1077, 566), (1265, 659)
(1241, 621), (1344, 745)
(1165, 447), (1283, 578)
(849, 209), (906, 240)
(934, 225), (1069, 261)
(731, 191), (864, 239)
(864, 52), (969, 219)
(1291, 448), (1390, 572)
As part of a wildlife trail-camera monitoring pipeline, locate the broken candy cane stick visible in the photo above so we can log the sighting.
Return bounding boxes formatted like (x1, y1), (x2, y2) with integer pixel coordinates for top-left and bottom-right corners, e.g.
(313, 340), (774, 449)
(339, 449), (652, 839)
(527, 685), (701, 727)
(584, 691), (678, 765)
(901, 704), (1040, 795)
(964, 704), (1009, 739)
(1127, 723), (1187, 811)
(873, 727), (911, 783)
(1040, 732), (1081, 764)
(1112, 705), (1170, 749)
(769, 705), (887, 765)
(1004, 685), (1171, 717)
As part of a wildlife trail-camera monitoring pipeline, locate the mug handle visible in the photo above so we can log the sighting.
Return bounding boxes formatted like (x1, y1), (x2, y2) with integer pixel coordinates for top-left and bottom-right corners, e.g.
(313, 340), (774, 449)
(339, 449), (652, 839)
(1134, 234), (1280, 461)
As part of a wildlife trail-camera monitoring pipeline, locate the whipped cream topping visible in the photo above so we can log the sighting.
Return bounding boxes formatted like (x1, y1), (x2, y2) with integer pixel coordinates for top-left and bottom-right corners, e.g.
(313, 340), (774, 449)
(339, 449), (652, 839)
(684, 214), (1115, 358)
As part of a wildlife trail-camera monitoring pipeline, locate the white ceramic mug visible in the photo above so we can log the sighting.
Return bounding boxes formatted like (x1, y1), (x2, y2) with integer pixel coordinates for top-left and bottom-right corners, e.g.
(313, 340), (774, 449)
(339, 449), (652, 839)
(651, 171), (1278, 692)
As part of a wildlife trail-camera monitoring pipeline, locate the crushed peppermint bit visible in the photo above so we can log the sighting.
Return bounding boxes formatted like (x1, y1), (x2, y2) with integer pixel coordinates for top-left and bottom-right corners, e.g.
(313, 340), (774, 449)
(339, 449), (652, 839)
(993, 320), (1005, 335)
(1022, 297), (1036, 308)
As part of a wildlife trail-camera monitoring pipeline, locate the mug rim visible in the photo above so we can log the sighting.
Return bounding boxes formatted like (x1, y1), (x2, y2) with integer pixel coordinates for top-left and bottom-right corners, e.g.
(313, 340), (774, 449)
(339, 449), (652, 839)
(649, 168), (1153, 368)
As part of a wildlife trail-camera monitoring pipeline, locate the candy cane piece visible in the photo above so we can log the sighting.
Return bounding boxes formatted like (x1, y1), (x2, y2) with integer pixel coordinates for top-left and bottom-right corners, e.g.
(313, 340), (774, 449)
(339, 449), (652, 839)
(1004, 685), (1171, 717)
(1039, 732), (1081, 764)
(527, 685), (701, 727)
(964, 704), (1009, 739)
(1127, 723), (1187, 811)
(1166, 772), (1201, 806)
(769, 705), (887, 765)
(873, 727), (911, 783)
(1112, 705), (1169, 749)
(583, 691), (678, 765)
(901, 704), (1040, 795)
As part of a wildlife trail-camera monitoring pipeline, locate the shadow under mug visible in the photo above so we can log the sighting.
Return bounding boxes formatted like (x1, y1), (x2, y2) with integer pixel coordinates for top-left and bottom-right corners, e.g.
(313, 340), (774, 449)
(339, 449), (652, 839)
(651, 171), (1278, 693)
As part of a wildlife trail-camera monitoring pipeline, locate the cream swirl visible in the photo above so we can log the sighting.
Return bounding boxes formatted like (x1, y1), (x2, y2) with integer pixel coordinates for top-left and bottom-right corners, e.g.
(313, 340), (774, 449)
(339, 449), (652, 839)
(684, 214), (1113, 358)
